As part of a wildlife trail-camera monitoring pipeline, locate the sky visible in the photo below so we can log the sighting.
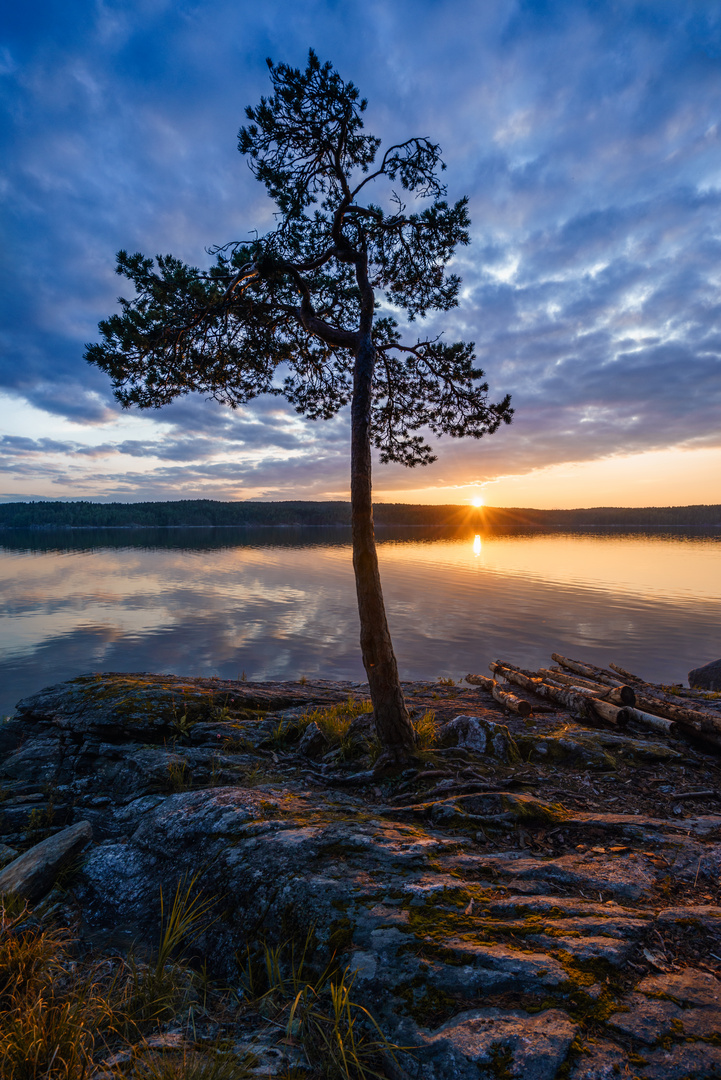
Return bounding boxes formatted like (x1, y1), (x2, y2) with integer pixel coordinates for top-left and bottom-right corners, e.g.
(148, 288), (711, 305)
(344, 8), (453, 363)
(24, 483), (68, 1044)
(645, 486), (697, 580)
(1, 0), (721, 509)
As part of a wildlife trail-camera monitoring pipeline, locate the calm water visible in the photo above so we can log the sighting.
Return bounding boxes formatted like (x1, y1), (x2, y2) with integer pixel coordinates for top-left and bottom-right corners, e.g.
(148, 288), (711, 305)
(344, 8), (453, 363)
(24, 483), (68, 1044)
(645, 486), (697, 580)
(1, 526), (719, 717)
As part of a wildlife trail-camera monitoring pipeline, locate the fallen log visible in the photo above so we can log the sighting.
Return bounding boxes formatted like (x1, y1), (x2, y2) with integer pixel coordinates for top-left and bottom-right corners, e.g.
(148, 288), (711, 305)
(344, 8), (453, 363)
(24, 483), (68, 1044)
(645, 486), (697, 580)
(607, 694), (721, 751)
(630, 692), (720, 734)
(621, 707), (678, 737)
(491, 682), (533, 717)
(556, 655), (721, 744)
(608, 662), (648, 684)
(544, 667), (609, 691)
(539, 667), (636, 707)
(551, 653), (624, 687)
(490, 661), (628, 728)
(465, 673), (495, 691)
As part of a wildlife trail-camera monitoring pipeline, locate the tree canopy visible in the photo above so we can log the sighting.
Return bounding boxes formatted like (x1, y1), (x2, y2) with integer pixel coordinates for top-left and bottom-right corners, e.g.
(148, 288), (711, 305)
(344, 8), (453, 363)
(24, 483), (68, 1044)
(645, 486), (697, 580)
(86, 50), (513, 467)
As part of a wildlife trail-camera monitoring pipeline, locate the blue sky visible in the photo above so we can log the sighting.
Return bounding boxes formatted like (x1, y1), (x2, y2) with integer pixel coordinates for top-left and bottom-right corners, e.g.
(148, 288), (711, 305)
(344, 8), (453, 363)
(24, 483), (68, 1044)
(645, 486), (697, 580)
(2, 0), (721, 506)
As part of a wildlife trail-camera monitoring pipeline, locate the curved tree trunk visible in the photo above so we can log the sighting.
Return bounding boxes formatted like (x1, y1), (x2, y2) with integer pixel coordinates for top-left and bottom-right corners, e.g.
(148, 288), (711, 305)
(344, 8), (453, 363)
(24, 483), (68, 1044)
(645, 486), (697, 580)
(351, 335), (416, 762)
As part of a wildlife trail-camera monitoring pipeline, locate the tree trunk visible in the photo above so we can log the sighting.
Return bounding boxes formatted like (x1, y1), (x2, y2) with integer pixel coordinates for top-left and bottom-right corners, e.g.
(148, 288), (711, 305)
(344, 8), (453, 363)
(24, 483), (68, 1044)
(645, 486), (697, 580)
(351, 334), (416, 762)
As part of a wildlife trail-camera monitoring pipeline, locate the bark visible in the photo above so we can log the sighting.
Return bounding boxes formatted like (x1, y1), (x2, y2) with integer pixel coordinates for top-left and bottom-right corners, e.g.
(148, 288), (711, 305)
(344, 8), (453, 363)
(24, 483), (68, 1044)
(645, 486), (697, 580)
(553, 654), (721, 739)
(491, 682), (532, 717)
(489, 661), (629, 727)
(350, 333), (416, 761)
(539, 668), (636, 706)
(603, 663), (721, 737)
(551, 653), (623, 687)
(465, 673), (495, 691)
(622, 708), (678, 737)
(629, 692), (716, 731)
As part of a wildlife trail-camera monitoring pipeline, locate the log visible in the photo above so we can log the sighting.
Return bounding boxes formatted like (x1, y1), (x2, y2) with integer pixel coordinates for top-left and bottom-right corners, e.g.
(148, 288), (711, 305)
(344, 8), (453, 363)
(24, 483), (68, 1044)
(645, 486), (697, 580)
(465, 673), (495, 691)
(558, 655), (721, 741)
(629, 691), (721, 738)
(593, 699), (631, 727)
(601, 686), (637, 708)
(491, 682), (533, 717)
(597, 684), (721, 749)
(543, 666), (607, 691)
(489, 661), (628, 727)
(608, 662), (646, 684)
(622, 707), (678, 737)
(551, 653), (623, 687)
(539, 668), (636, 706)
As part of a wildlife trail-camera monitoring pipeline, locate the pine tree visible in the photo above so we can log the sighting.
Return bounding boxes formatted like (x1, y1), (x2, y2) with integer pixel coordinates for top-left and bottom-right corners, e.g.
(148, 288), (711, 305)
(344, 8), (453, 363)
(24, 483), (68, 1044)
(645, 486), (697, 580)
(86, 51), (513, 764)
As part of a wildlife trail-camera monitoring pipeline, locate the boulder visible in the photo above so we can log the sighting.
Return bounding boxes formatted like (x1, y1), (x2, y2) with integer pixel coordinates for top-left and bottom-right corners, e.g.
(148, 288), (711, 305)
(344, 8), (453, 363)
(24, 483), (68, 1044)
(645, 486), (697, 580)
(0, 820), (93, 902)
(298, 720), (328, 758)
(439, 715), (519, 761)
(689, 658), (721, 691)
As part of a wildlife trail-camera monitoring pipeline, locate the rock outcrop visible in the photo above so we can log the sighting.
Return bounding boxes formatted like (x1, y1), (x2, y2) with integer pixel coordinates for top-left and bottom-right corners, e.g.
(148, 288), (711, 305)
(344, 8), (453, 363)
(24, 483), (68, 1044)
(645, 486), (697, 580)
(2, 671), (721, 1078)
(689, 658), (721, 691)
(0, 820), (92, 902)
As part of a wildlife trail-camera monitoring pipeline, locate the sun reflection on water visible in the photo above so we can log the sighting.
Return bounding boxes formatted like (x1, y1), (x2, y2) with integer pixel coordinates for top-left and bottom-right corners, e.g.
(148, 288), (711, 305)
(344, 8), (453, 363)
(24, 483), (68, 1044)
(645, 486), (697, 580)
(473, 535), (482, 557)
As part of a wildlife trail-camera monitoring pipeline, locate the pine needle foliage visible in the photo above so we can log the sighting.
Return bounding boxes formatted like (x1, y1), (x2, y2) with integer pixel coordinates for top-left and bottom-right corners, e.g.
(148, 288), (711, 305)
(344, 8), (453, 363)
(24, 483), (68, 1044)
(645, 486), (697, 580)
(86, 49), (511, 472)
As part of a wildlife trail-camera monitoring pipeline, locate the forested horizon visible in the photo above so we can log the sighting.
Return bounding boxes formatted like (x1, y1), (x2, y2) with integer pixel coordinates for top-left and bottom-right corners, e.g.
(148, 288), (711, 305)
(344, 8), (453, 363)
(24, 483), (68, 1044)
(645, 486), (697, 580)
(1, 499), (719, 529)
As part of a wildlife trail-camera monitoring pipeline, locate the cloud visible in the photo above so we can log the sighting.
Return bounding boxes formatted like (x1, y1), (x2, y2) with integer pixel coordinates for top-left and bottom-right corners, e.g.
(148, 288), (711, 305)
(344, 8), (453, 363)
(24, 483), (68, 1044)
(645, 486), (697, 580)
(1, 0), (721, 502)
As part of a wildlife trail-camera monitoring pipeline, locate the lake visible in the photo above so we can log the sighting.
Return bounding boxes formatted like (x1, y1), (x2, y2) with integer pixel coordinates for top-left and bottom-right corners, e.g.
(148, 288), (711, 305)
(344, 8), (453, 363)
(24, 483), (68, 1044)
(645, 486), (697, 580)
(1, 526), (719, 717)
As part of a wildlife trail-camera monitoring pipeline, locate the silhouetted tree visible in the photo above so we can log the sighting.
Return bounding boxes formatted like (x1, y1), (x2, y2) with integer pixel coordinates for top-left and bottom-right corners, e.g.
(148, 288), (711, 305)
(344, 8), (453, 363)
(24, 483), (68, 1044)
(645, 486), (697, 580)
(86, 51), (513, 764)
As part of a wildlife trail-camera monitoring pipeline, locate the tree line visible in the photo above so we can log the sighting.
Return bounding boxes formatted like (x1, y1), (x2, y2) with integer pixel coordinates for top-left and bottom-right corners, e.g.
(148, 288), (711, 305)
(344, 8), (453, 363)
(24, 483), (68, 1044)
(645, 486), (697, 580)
(1, 500), (719, 530)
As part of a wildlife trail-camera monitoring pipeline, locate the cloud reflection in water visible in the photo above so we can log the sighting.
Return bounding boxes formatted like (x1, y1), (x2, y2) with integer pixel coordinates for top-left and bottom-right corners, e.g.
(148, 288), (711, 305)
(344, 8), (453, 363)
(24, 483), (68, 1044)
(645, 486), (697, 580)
(0, 527), (719, 715)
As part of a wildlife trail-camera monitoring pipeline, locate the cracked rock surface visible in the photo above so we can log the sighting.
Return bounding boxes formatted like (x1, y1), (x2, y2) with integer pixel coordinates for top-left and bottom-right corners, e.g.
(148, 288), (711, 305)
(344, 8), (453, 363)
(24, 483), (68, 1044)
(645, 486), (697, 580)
(2, 671), (721, 1078)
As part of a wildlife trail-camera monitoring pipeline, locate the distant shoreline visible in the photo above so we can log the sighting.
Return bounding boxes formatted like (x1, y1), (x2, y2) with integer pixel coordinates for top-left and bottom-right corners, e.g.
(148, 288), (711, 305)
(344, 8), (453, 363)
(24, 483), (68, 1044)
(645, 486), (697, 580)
(1, 499), (720, 531)
(2, 522), (721, 531)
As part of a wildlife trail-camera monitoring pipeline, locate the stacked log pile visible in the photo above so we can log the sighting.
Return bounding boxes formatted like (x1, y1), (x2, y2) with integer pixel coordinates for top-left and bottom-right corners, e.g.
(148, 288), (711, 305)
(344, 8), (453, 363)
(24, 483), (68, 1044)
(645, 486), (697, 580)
(467, 654), (721, 753)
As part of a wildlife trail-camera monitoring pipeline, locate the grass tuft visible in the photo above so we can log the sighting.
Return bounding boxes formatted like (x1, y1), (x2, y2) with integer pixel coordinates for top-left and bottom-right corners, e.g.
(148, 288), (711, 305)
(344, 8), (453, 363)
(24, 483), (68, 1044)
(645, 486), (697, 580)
(164, 759), (192, 792)
(412, 710), (438, 751)
(296, 696), (374, 759)
(0, 876), (221, 1078)
(0, 884), (399, 1080)
(237, 933), (402, 1080)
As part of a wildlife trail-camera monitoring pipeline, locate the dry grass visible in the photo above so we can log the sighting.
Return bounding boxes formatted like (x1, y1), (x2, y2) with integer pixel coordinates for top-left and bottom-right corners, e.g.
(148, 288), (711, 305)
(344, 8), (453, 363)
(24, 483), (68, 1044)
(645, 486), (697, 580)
(237, 934), (401, 1080)
(0, 883), (398, 1080)
(128, 1045), (254, 1079)
(293, 696), (374, 758)
(412, 710), (439, 751)
(0, 879), (225, 1079)
(0, 902), (124, 1078)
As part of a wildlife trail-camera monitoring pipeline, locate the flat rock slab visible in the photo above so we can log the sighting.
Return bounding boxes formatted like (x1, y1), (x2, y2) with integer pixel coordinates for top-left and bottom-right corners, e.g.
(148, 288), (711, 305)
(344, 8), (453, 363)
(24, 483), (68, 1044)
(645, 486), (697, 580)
(657, 904), (721, 928)
(571, 1039), (721, 1080)
(419, 1007), (577, 1080)
(0, 820), (92, 901)
(641, 1043), (721, 1080)
(567, 1040), (633, 1079)
(608, 968), (721, 1043)
(459, 850), (658, 899)
(13, 672), (353, 739)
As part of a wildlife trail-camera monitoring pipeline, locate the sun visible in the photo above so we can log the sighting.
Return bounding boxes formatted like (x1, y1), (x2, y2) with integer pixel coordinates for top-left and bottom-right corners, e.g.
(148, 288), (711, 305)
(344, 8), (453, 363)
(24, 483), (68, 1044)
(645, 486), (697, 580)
(470, 497), (485, 508)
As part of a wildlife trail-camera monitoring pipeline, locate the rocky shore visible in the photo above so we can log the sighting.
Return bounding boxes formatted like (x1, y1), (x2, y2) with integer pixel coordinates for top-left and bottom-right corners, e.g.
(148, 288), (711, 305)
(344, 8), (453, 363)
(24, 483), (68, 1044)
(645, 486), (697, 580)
(2, 669), (721, 1079)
